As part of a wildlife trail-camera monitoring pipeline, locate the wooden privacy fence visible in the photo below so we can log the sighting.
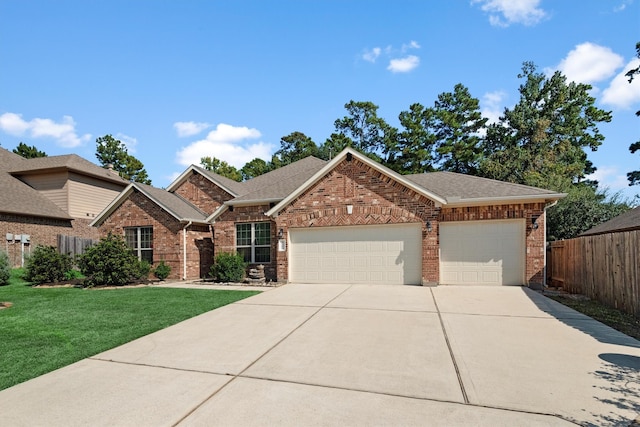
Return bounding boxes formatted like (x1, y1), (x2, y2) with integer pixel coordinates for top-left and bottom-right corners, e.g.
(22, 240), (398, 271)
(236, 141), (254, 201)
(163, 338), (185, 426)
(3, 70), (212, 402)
(549, 230), (640, 318)
(57, 235), (97, 259)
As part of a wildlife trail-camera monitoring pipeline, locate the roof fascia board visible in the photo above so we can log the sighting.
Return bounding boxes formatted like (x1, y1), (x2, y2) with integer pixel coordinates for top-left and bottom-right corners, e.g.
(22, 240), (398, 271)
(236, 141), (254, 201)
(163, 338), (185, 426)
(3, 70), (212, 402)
(443, 193), (567, 208)
(133, 184), (187, 222)
(265, 148), (447, 218)
(227, 198), (282, 207)
(207, 204), (228, 223)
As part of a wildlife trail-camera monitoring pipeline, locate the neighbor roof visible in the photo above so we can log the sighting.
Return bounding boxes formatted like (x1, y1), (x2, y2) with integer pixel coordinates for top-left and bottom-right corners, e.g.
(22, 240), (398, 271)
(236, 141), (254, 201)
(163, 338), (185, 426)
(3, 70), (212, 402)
(0, 148), (71, 220)
(8, 153), (127, 185)
(580, 206), (640, 237)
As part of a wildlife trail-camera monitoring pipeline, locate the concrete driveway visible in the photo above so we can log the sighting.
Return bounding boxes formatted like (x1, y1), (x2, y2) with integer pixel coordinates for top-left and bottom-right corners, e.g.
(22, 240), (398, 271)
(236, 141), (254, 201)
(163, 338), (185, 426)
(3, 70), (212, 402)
(0, 284), (638, 426)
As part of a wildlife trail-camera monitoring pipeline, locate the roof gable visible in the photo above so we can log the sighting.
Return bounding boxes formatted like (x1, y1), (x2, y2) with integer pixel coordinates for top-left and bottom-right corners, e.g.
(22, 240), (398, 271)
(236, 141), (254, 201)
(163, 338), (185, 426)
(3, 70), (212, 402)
(166, 165), (244, 197)
(265, 148), (447, 218)
(91, 182), (208, 227)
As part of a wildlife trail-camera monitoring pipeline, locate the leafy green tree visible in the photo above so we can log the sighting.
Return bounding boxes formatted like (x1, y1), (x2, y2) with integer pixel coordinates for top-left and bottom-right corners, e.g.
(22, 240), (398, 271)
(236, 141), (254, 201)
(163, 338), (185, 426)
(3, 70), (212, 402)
(547, 186), (631, 240)
(200, 156), (242, 182)
(626, 42), (640, 186)
(385, 103), (437, 174)
(480, 62), (611, 191)
(318, 132), (353, 160)
(95, 134), (151, 184)
(271, 131), (319, 167)
(13, 142), (47, 158)
(241, 158), (272, 180)
(433, 84), (487, 175)
(333, 100), (397, 159)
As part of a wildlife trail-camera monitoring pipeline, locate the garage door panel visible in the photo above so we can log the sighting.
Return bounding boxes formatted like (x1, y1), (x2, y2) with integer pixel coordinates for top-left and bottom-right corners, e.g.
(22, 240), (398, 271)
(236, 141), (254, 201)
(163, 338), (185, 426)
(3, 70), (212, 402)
(440, 220), (524, 286)
(289, 224), (422, 285)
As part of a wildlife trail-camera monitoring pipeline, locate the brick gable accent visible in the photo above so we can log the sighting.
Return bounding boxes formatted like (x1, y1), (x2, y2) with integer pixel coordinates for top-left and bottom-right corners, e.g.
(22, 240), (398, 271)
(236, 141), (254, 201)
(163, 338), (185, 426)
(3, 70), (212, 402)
(273, 158), (440, 283)
(172, 172), (235, 215)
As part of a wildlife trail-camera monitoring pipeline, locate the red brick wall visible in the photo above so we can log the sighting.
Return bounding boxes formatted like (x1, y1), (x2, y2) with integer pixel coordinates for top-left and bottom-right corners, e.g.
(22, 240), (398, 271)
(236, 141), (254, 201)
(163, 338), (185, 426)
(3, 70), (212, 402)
(440, 203), (547, 286)
(0, 214), (99, 267)
(273, 159), (439, 283)
(97, 191), (212, 280)
(214, 204), (277, 280)
(173, 172), (234, 215)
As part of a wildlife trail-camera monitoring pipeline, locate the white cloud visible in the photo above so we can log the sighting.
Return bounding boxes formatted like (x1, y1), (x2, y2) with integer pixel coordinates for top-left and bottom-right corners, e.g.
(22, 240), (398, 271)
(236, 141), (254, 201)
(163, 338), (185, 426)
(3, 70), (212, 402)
(552, 43), (624, 84)
(362, 47), (381, 63)
(173, 121), (211, 137)
(481, 90), (507, 125)
(0, 112), (90, 147)
(613, 0), (633, 12)
(401, 40), (421, 52)
(602, 58), (640, 109)
(387, 55), (420, 73)
(175, 123), (272, 168)
(472, 0), (546, 27)
(116, 133), (138, 153)
(586, 166), (630, 191)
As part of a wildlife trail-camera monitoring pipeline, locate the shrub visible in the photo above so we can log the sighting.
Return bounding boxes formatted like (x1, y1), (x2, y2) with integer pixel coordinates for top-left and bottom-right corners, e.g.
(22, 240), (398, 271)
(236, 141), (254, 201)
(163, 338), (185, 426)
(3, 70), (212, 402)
(24, 245), (72, 284)
(210, 252), (246, 282)
(77, 233), (140, 287)
(0, 250), (10, 286)
(134, 259), (151, 280)
(64, 269), (84, 280)
(153, 261), (171, 280)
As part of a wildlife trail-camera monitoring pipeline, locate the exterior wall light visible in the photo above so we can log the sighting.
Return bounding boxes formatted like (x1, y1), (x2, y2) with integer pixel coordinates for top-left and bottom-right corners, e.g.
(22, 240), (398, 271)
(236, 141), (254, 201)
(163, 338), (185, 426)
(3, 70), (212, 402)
(531, 216), (539, 230)
(426, 221), (432, 232)
(278, 228), (284, 239)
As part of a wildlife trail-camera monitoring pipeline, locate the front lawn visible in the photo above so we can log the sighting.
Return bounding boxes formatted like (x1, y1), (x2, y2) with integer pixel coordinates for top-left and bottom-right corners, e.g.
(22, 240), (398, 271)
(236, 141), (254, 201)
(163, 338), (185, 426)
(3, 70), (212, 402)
(0, 270), (260, 391)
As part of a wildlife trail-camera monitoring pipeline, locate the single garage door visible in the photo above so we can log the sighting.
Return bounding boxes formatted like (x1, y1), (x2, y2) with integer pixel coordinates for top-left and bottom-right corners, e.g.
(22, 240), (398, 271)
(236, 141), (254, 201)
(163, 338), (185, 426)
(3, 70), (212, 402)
(439, 219), (525, 286)
(289, 223), (422, 285)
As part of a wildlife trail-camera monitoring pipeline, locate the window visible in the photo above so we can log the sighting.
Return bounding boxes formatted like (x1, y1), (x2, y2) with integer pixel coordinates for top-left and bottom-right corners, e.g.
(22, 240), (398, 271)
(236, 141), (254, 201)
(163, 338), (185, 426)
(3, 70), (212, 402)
(236, 222), (271, 263)
(125, 227), (153, 263)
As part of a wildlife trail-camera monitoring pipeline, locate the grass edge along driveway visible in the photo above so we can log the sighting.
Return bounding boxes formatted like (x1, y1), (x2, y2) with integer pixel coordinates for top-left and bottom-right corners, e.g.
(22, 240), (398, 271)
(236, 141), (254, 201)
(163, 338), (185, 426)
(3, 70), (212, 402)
(0, 272), (259, 391)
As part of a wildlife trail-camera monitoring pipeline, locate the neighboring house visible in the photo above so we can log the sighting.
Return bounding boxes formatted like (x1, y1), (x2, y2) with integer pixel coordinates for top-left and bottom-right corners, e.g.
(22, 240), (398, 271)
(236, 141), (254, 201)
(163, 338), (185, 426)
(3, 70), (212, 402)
(579, 206), (640, 237)
(92, 148), (565, 287)
(0, 147), (128, 266)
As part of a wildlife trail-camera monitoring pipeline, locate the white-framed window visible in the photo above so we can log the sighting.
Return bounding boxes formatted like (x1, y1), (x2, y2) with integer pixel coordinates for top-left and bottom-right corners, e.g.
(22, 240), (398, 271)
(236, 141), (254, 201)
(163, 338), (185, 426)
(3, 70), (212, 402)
(125, 226), (153, 263)
(236, 222), (271, 263)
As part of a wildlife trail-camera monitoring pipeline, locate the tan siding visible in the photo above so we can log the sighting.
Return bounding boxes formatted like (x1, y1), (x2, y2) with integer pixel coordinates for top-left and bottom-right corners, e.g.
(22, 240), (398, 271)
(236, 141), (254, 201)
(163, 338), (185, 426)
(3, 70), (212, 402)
(19, 172), (69, 213)
(68, 173), (125, 219)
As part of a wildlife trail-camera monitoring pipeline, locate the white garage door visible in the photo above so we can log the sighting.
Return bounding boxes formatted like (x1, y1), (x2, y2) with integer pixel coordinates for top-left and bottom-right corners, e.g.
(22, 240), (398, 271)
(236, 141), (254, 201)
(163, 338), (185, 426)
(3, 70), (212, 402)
(439, 220), (525, 286)
(289, 224), (422, 285)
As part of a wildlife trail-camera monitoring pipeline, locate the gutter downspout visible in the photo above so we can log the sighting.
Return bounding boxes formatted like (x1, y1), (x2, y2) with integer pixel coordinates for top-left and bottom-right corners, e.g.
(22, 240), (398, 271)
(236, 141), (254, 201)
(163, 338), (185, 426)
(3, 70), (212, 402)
(542, 200), (560, 288)
(182, 221), (192, 280)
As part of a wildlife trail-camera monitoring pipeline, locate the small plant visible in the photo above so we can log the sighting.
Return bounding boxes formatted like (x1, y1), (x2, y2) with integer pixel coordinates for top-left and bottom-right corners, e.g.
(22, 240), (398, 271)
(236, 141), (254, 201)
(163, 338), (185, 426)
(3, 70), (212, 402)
(210, 252), (247, 282)
(153, 261), (171, 280)
(24, 245), (72, 284)
(134, 260), (152, 280)
(77, 233), (140, 287)
(0, 250), (10, 286)
(63, 269), (84, 280)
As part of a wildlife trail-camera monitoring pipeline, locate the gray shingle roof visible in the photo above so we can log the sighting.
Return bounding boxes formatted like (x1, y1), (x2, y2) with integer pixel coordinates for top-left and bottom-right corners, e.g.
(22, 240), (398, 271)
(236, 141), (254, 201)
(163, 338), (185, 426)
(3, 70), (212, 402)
(405, 171), (560, 202)
(192, 165), (246, 196)
(580, 206), (640, 236)
(0, 148), (71, 219)
(230, 157), (327, 203)
(9, 153), (128, 185)
(134, 183), (208, 222)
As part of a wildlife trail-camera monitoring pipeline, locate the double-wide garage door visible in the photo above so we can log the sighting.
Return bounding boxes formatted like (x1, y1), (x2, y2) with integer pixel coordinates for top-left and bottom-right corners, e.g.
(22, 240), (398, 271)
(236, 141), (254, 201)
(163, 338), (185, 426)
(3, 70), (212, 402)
(289, 224), (422, 285)
(439, 219), (525, 286)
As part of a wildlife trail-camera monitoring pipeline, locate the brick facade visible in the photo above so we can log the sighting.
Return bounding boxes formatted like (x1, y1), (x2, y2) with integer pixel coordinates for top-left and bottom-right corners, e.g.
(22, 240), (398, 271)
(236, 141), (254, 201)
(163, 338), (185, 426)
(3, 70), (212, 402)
(97, 191), (213, 280)
(212, 158), (548, 287)
(0, 214), (100, 268)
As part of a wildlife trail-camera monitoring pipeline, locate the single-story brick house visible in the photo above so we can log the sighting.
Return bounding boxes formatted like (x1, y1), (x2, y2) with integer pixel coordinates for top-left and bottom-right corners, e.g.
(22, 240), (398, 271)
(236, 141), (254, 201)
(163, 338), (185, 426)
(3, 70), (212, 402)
(92, 148), (566, 286)
(0, 147), (128, 267)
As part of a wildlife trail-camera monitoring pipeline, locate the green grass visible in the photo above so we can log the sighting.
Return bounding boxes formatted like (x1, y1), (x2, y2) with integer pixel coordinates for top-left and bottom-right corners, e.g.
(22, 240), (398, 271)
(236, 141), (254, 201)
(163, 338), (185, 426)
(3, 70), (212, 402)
(546, 294), (640, 340)
(0, 269), (260, 391)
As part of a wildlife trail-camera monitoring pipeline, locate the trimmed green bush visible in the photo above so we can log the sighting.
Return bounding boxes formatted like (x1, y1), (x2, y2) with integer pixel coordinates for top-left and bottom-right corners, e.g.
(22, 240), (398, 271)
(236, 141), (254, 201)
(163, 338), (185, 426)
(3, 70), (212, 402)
(24, 245), (72, 284)
(77, 233), (140, 287)
(0, 251), (10, 286)
(211, 252), (247, 282)
(153, 261), (171, 280)
(134, 260), (151, 280)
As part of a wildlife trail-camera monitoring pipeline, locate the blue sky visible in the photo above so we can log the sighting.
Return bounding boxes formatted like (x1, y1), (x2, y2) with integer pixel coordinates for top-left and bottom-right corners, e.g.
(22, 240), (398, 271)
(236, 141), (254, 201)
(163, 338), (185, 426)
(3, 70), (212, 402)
(1, 0), (639, 199)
